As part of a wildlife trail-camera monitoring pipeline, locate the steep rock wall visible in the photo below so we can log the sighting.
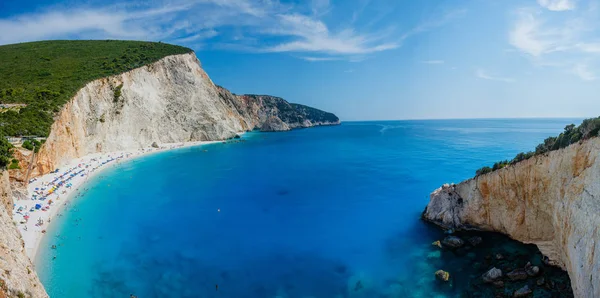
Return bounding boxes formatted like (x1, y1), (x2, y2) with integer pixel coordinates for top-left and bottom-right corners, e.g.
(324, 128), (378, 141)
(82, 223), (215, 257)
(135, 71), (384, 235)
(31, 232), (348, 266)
(30, 53), (250, 177)
(0, 171), (47, 298)
(14, 53), (338, 179)
(423, 138), (600, 298)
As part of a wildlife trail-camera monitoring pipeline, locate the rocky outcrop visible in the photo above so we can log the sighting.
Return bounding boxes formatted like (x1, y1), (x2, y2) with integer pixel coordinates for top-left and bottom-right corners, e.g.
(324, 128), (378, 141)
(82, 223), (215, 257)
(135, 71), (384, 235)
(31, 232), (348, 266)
(423, 138), (600, 298)
(0, 171), (47, 298)
(7, 53), (337, 181)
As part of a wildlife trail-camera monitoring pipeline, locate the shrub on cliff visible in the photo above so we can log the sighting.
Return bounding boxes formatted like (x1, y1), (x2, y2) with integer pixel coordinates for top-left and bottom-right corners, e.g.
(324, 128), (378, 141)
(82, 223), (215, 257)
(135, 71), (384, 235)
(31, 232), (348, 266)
(475, 118), (600, 177)
(0, 136), (13, 168)
(0, 40), (192, 137)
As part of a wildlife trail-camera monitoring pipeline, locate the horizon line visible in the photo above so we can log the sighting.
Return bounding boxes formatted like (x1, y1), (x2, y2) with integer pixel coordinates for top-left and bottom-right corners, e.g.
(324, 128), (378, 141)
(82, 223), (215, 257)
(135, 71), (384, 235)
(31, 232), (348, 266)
(339, 116), (590, 122)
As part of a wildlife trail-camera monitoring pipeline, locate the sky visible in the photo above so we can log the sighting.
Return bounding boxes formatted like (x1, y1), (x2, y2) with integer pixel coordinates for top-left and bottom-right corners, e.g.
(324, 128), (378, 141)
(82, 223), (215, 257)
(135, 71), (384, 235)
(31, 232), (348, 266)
(1, 0), (600, 120)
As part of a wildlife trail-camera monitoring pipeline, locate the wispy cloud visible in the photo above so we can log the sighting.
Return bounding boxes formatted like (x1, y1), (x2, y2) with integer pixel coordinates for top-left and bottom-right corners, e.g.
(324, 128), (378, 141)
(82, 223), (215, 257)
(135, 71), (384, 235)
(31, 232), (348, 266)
(299, 56), (342, 62)
(422, 60), (444, 64)
(508, 3), (600, 80)
(0, 0), (464, 61)
(537, 0), (576, 11)
(476, 69), (515, 82)
(572, 63), (595, 80)
(400, 9), (467, 41)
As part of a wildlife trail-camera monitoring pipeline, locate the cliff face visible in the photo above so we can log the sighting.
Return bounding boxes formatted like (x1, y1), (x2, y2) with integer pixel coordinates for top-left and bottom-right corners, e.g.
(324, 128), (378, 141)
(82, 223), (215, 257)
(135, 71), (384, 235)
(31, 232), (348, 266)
(9, 53), (338, 180)
(0, 171), (47, 298)
(423, 138), (600, 298)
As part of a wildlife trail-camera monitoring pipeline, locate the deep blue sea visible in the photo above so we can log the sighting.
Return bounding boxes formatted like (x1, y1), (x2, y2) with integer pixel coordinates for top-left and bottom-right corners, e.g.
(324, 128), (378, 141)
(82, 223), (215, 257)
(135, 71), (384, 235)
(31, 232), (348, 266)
(36, 119), (580, 298)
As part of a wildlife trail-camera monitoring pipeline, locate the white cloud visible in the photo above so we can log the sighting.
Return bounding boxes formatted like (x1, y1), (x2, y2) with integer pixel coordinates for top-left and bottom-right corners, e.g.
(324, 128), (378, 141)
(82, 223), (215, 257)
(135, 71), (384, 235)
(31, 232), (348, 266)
(572, 63), (595, 80)
(537, 0), (576, 11)
(299, 56), (341, 62)
(476, 69), (515, 83)
(262, 14), (398, 55)
(508, 9), (577, 57)
(422, 60), (444, 64)
(0, 0), (462, 61)
(507, 5), (600, 81)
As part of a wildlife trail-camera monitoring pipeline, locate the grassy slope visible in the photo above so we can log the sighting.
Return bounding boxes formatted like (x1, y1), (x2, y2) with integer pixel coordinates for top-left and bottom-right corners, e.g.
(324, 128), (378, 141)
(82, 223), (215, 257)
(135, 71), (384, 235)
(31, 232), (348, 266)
(0, 40), (192, 137)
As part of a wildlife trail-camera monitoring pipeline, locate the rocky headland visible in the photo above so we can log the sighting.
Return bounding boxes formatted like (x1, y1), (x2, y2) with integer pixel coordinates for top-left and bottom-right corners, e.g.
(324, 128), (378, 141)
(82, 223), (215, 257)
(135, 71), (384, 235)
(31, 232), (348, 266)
(423, 137), (600, 297)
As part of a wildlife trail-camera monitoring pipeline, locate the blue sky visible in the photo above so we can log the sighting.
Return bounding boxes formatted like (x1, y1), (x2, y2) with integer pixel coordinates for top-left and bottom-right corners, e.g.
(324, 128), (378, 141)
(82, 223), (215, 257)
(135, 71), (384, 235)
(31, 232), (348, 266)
(1, 0), (600, 120)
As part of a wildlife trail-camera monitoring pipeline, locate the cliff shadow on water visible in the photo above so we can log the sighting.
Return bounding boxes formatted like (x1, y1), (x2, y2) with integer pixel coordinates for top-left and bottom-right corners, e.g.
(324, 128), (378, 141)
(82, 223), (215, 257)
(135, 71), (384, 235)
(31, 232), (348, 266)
(419, 221), (573, 297)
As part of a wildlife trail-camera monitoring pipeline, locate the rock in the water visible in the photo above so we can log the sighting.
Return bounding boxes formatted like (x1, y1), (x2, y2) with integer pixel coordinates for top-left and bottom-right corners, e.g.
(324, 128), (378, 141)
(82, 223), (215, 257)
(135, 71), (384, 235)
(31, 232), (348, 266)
(151, 141), (159, 148)
(492, 280), (504, 288)
(435, 270), (450, 282)
(482, 267), (502, 283)
(467, 236), (482, 247)
(507, 269), (528, 281)
(525, 263), (540, 277)
(441, 236), (464, 248)
(432, 240), (442, 248)
(513, 285), (532, 297)
(537, 277), (545, 286)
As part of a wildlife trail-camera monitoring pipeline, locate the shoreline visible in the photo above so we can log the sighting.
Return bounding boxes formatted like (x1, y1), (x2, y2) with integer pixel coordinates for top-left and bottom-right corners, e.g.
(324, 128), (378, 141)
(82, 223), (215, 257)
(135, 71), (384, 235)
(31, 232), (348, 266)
(11, 139), (227, 262)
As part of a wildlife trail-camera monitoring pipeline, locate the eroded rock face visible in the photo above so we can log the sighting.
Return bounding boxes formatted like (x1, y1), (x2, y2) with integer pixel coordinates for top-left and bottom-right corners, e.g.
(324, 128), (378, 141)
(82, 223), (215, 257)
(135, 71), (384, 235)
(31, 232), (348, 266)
(0, 171), (47, 298)
(11, 53), (338, 180)
(423, 138), (600, 298)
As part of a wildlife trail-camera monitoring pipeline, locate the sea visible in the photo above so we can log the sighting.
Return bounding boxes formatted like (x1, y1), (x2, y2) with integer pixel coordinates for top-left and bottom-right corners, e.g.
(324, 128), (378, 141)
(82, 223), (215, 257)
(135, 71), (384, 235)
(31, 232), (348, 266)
(35, 119), (580, 298)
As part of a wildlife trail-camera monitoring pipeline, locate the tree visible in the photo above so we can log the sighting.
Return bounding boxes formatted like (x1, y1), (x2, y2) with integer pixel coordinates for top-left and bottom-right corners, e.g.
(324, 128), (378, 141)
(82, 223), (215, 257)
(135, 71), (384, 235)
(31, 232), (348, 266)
(0, 135), (13, 168)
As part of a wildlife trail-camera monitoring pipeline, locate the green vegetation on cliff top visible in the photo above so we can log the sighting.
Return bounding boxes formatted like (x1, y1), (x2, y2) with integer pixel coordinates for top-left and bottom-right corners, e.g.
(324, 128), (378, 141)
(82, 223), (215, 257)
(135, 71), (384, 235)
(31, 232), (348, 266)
(0, 40), (192, 137)
(475, 117), (600, 177)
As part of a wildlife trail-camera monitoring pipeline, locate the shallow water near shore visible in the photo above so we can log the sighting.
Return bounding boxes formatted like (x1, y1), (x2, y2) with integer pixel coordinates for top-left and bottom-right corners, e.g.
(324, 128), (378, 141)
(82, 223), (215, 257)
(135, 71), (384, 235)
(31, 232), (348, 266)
(36, 119), (577, 297)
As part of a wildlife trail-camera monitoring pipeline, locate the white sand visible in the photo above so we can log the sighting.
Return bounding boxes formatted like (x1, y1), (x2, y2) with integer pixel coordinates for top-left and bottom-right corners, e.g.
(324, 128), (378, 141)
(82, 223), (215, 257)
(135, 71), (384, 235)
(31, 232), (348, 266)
(11, 140), (225, 261)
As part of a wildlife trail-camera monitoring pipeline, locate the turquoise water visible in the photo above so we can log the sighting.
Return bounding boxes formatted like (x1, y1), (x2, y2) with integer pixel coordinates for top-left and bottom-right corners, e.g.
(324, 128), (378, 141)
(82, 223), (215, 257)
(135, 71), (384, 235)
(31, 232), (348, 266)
(36, 119), (579, 297)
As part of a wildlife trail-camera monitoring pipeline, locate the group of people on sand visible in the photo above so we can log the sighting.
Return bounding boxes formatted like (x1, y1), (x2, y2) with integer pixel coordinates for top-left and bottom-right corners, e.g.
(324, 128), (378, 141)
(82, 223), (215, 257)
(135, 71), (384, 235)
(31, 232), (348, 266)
(13, 153), (135, 235)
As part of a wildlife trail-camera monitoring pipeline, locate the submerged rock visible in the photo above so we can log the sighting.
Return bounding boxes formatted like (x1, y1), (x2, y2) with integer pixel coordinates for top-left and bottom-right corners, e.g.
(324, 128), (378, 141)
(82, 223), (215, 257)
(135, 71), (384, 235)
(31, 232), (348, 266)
(537, 277), (545, 286)
(507, 269), (528, 281)
(525, 263), (540, 277)
(482, 267), (502, 283)
(432, 240), (442, 248)
(435, 270), (450, 282)
(441, 236), (464, 248)
(467, 236), (482, 247)
(492, 280), (504, 288)
(513, 285), (532, 297)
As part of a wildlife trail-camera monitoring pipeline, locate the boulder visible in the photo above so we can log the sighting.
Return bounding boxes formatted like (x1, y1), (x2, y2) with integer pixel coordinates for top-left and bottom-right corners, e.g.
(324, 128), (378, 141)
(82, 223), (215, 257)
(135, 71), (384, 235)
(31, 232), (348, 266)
(507, 269), (528, 281)
(435, 270), (450, 282)
(513, 285), (532, 297)
(495, 253), (504, 260)
(525, 263), (540, 277)
(467, 236), (482, 247)
(492, 280), (504, 288)
(441, 236), (464, 248)
(432, 240), (442, 248)
(151, 141), (159, 148)
(482, 267), (502, 283)
(536, 277), (545, 286)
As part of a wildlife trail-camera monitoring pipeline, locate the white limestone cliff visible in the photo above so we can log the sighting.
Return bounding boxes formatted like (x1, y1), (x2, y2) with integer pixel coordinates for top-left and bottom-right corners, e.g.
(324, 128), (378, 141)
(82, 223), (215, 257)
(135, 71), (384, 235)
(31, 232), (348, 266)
(0, 170), (47, 298)
(423, 138), (600, 298)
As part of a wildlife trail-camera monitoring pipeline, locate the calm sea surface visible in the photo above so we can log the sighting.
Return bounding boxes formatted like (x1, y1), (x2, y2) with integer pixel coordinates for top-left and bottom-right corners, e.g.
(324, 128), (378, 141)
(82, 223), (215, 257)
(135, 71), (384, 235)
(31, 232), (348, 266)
(36, 119), (580, 297)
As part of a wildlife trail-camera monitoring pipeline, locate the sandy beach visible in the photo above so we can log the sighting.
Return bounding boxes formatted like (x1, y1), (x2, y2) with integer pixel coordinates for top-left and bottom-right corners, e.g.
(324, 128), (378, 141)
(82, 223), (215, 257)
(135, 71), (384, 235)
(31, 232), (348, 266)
(11, 139), (224, 261)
